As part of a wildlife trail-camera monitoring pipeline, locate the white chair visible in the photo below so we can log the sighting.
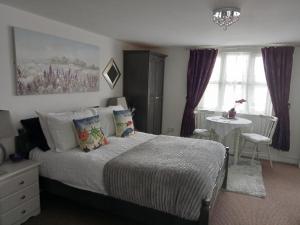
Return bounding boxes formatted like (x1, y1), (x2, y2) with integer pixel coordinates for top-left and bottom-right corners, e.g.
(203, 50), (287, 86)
(192, 110), (215, 139)
(238, 115), (278, 168)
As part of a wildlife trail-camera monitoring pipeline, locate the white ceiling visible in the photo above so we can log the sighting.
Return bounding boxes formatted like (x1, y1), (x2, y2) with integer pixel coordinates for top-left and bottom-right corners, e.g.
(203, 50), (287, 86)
(1, 0), (300, 47)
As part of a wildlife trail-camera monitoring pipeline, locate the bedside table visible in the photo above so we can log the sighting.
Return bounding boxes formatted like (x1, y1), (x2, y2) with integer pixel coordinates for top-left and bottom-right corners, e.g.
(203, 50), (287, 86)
(0, 160), (40, 225)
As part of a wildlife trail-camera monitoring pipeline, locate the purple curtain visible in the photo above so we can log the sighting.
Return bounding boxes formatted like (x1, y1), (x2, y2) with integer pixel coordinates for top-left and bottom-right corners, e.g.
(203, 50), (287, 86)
(261, 46), (294, 151)
(180, 49), (218, 137)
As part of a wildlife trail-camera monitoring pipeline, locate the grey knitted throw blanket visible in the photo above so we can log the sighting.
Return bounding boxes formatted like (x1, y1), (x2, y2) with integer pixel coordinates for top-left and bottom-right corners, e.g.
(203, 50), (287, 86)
(103, 135), (225, 221)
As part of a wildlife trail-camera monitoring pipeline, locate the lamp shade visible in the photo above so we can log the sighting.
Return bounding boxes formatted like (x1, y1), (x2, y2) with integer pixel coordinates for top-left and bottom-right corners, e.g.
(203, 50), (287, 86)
(0, 110), (15, 139)
(107, 97), (128, 109)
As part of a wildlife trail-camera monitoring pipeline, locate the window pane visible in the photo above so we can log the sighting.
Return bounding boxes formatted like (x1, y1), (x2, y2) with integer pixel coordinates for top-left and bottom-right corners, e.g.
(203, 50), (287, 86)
(200, 84), (219, 110)
(222, 84), (246, 112)
(252, 86), (268, 113)
(198, 50), (272, 115)
(254, 56), (267, 83)
(210, 57), (221, 82)
(225, 54), (249, 82)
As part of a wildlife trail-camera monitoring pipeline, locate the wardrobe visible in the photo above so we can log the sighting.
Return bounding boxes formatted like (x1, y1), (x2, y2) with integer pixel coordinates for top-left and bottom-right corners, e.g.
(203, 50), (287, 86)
(123, 50), (167, 134)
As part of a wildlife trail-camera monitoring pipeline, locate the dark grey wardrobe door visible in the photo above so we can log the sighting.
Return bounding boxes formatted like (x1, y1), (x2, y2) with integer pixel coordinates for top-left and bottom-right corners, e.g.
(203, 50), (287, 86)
(123, 50), (166, 134)
(151, 55), (165, 134)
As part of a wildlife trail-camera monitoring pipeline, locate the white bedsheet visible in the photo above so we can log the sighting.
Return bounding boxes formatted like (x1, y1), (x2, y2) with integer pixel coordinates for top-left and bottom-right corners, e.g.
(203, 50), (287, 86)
(30, 132), (156, 195)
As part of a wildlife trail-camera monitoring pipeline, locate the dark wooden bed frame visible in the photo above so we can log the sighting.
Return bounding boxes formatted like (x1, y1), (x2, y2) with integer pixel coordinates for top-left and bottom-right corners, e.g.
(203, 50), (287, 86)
(38, 147), (229, 225)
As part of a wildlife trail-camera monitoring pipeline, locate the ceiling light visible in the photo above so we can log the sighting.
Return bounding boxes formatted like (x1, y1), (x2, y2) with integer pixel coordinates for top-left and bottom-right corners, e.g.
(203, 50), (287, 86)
(212, 7), (241, 31)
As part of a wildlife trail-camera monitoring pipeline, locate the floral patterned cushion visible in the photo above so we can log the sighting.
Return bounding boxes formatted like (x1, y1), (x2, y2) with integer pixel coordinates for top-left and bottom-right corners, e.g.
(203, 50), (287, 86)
(73, 115), (108, 152)
(113, 110), (135, 137)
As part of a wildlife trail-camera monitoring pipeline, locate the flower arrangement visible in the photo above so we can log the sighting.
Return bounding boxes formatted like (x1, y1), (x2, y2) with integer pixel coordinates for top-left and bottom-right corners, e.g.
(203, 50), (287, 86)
(223, 99), (247, 119)
(235, 99), (247, 105)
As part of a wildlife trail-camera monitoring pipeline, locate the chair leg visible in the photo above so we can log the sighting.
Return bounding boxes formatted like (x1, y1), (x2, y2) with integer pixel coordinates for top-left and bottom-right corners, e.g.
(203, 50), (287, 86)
(238, 138), (246, 160)
(211, 131), (218, 141)
(208, 131), (212, 140)
(251, 144), (258, 165)
(267, 145), (273, 168)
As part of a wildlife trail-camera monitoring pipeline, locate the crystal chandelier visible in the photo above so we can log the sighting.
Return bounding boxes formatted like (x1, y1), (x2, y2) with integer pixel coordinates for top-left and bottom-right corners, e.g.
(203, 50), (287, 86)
(212, 7), (240, 31)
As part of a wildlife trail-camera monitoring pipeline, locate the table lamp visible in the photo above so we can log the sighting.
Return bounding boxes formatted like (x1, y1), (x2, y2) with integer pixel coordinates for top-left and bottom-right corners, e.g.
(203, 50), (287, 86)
(107, 97), (128, 109)
(0, 110), (15, 165)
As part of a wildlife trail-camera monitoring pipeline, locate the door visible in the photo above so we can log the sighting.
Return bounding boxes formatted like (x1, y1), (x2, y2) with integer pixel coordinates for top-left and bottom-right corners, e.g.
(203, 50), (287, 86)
(147, 55), (155, 133)
(149, 54), (165, 134)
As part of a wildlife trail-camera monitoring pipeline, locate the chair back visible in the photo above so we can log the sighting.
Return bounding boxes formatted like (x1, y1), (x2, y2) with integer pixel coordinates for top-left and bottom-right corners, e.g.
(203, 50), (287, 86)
(256, 115), (278, 141)
(194, 110), (215, 129)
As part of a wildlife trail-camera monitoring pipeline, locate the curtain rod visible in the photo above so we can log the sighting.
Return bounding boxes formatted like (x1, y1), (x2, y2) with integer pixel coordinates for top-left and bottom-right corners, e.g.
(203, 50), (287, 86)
(184, 43), (299, 51)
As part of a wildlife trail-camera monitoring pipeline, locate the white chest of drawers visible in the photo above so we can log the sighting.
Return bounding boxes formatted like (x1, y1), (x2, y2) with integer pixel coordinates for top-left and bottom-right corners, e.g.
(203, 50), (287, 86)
(0, 160), (40, 225)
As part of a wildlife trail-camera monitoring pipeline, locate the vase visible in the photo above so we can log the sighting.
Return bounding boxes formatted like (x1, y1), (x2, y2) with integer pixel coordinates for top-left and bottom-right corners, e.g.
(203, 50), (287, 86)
(228, 108), (236, 119)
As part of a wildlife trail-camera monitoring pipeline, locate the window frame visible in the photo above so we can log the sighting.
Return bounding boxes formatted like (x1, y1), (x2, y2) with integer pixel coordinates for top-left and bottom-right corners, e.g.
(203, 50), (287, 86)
(198, 48), (272, 115)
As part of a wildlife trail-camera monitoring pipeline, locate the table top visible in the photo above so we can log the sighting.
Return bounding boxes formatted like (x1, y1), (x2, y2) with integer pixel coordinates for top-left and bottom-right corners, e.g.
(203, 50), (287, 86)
(206, 116), (252, 125)
(0, 160), (40, 181)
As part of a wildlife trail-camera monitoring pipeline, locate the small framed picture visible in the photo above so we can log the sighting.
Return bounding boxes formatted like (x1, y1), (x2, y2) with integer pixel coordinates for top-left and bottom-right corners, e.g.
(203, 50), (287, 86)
(102, 58), (121, 89)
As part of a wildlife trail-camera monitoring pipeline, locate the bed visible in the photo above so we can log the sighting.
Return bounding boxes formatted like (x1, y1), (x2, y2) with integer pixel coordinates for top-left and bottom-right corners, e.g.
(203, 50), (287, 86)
(20, 107), (229, 225)
(27, 131), (229, 225)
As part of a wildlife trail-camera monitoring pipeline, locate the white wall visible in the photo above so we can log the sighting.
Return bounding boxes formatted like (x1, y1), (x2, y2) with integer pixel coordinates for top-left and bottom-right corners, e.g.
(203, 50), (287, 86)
(287, 48), (300, 164)
(0, 4), (139, 156)
(162, 47), (300, 165)
(0, 3), (136, 126)
(162, 47), (188, 135)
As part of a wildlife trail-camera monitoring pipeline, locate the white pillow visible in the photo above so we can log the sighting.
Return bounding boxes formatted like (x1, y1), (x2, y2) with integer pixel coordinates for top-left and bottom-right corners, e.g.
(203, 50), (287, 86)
(47, 108), (97, 152)
(97, 105), (124, 136)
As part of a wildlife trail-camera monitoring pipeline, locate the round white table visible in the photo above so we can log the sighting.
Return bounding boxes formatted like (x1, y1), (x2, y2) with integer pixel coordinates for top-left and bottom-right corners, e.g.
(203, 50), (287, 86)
(206, 116), (252, 164)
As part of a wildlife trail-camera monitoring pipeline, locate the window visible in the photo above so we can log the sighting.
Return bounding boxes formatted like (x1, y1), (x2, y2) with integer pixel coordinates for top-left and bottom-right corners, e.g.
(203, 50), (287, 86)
(199, 49), (272, 115)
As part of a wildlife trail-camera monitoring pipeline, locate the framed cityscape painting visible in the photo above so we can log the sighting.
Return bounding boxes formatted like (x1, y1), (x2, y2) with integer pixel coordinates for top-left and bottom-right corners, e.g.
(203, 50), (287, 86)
(13, 27), (100, 95)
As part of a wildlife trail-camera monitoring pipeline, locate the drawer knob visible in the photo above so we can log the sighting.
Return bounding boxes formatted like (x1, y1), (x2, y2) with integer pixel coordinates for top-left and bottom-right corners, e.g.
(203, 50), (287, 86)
(21, 210), (26, 214)
(20, 195), (26, 200)
(19, 180), (25, 185)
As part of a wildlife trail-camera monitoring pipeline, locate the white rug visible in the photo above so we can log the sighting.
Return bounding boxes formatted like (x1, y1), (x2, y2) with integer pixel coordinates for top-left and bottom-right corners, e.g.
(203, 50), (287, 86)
(226, 158), (266, 198)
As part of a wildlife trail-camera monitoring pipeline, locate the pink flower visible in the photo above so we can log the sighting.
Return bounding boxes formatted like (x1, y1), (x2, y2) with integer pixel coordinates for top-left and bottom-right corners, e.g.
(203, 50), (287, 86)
(235, 99), (247, 104)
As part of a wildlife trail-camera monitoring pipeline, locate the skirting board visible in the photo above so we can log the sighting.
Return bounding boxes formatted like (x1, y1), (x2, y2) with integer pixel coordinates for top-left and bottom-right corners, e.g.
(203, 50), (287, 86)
(239, 150), (299, 165)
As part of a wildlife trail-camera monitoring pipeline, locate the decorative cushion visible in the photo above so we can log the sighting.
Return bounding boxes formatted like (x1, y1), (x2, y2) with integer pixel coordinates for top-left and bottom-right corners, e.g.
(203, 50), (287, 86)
(15, 129), (36, 159)
(20, 117), (50, 151)
(241, 133), (271, 144)
(113, 110), (134, 137)
(73, 115), (109, 152)
(97, 105), (124, 136)
(46, 108), (97, 152)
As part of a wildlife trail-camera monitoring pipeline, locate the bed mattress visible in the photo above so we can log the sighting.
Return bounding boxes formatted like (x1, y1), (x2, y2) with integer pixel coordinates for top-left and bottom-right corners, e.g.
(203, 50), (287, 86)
(30, 132), (156, 195)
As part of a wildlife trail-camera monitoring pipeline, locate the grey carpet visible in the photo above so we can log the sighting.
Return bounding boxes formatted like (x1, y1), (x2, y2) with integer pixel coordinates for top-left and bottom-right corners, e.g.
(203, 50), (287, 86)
(226, 157), (266, 198)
